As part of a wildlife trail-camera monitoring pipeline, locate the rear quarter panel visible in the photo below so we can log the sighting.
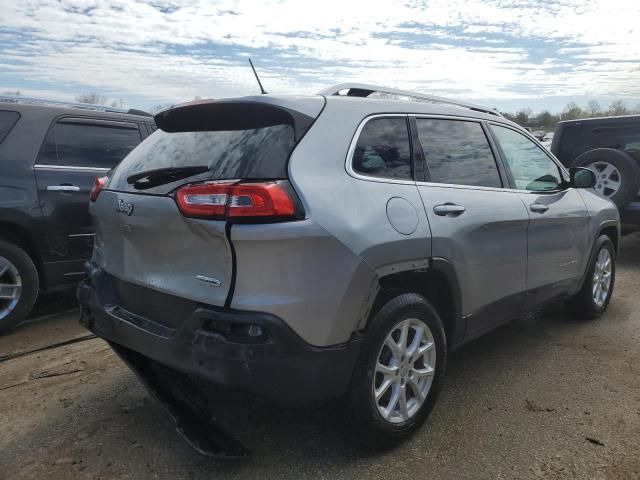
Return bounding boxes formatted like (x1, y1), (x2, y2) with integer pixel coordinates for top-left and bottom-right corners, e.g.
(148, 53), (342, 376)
(234, 100), (433, 347)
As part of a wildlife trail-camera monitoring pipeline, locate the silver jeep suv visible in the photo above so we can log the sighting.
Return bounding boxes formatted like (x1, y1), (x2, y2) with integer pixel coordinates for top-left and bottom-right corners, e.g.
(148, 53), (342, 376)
(79, 84), (619, 456)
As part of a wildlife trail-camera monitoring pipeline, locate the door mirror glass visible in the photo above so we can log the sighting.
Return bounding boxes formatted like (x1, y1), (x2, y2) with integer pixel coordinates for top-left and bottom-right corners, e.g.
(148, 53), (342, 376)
(570, 167), (596, 189)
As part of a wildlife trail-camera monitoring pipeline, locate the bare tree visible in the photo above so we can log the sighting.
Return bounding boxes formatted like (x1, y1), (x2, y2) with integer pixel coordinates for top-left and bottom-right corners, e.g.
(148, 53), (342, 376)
(587, 100), (601, 117)
(109, 98), (125, 108)
(75, 93), (109, 105)
(149, 103), (174, 114)
(2, 89), (22, 96)
(515, 108), (532, 127)
(535, 110), (559, 130)
(608, 100), (628, 116)
(562, 102), (584, 121)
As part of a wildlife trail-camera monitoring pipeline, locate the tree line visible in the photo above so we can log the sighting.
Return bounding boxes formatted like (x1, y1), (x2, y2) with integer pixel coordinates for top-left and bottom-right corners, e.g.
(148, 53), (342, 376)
(1, 90), (125, 109)
(4, 90), (638, 130)
(503, 100), (640, 132)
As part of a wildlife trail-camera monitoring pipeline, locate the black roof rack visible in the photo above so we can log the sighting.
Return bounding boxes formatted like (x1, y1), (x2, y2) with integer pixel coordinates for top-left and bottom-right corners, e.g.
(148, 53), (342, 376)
(319, 83), (503, 118)
(0, 95), (152, 117)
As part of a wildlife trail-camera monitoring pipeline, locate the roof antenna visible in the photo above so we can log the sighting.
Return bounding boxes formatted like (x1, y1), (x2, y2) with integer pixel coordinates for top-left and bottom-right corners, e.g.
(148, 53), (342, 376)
(248, 58), (267, 95)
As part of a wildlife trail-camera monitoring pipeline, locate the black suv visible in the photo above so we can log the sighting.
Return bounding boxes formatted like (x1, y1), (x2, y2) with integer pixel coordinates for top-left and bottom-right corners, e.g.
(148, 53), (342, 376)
(551, 115), (640, 231)
(0, 97), (154, 333)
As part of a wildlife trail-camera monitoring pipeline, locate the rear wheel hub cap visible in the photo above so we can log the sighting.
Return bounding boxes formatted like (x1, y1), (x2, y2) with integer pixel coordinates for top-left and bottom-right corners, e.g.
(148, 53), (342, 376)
(0, 256), (22, 320)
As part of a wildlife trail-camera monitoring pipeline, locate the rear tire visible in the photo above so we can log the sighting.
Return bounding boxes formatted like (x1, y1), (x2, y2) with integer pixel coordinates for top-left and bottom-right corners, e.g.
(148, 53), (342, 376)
(348, 293), (447, 450)
(571, 148), (640, 207)
(0, 240), (39, 335)
(569, 235), (615, 319)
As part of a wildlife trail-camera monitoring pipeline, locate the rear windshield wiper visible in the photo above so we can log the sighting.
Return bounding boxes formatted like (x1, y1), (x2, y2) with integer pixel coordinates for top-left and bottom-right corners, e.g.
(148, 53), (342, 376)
(127, 166), (209, 189)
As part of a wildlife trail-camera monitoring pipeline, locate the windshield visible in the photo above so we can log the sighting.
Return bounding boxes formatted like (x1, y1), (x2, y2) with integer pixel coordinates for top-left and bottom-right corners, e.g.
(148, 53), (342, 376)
(108, 124), (295, 194)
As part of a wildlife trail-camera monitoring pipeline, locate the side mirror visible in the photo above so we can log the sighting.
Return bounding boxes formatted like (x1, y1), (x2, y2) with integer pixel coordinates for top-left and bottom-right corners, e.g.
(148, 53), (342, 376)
(570, 167), (596, 189)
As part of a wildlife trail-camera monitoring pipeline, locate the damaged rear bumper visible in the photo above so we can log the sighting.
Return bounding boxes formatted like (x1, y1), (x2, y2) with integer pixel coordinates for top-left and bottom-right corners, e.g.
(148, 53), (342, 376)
(78, 263), (363, 405)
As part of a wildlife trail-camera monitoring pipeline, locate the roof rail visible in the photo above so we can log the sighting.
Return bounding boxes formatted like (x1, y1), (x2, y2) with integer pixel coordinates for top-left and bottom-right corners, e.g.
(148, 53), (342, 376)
(0, 95), (152, 117)
(319, 83), (503, 118)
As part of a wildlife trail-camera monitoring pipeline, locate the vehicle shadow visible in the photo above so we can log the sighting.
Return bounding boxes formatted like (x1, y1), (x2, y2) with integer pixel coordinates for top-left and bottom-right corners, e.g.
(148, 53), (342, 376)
(24, 287), (78, 323)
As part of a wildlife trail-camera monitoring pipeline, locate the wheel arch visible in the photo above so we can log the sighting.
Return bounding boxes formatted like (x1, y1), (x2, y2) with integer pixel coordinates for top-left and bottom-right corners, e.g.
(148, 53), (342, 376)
(599, 223), (619, 255)
(0, 220), (43, 287)
(576, 225), (618, 293)
(366, 258), (464, 348)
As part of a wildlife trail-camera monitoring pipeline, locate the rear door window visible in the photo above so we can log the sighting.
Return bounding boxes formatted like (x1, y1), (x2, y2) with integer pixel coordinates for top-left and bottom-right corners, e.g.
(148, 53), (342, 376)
(38, 119), (142, 169)
(416, 118), (502, 188)
(0, 110), (20, 144)
(352, 117), (412, 180)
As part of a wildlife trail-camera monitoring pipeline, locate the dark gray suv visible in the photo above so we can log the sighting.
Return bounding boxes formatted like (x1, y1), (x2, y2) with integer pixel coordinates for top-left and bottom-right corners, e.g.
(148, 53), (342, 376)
(551, 115), (640, 231)
(78, 84), (619, 456)
(0, 96), (154, 333)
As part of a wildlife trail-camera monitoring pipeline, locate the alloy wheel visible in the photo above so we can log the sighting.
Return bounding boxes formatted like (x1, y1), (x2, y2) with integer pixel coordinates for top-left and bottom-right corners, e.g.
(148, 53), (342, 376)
(587, 161), (622, 198)
(592, 248), (612, 308)
(0, 255), (22, 320)
(373, 318), (436, 423)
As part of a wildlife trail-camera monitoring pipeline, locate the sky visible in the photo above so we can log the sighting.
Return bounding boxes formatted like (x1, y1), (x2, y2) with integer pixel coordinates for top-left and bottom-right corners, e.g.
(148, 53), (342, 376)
(1, 0), (639, 114)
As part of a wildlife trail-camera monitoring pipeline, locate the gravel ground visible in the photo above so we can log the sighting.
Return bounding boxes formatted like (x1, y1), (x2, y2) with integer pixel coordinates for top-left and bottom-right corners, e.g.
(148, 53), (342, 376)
(1, 235), (639, 479)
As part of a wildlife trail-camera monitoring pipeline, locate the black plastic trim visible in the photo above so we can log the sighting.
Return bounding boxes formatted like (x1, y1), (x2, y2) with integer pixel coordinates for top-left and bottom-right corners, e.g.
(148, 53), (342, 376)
(78, 264), (363, 404)
(429, 257), (465, 347)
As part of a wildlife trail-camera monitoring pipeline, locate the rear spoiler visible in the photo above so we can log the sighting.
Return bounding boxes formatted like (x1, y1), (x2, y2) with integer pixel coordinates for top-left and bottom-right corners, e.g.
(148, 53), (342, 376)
(154, 97), (324, 141)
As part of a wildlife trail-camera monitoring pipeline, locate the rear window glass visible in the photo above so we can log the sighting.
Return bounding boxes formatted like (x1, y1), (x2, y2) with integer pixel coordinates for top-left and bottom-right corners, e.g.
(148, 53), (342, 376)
(38, 120), (142, 169)
(352, 117), (412, 180)
(0, 110), (20, 144)
(109, 124), (295, 192)
(592, 126), (640, 151)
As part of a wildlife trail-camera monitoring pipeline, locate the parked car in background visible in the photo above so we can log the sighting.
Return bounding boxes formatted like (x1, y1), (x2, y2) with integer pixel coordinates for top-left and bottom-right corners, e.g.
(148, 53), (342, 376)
(551, 115), (640, 232)
(0, 96), (154, 333)
(542, 132), (554, 150)
(532, 130), (545, 141)
(79, 83), (619, 456)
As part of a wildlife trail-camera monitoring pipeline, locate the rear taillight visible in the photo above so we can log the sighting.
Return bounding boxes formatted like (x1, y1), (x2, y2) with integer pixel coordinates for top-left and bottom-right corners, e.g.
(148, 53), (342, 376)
(175, 181), (302, 221)
(90, 176), (108, 202)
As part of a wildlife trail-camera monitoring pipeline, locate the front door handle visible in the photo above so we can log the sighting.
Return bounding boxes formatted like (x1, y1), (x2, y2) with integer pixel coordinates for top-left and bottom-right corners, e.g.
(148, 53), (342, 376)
(433, 203), (466, 216)
(47, 185), (80, 192)
(530, 203), (549, 213)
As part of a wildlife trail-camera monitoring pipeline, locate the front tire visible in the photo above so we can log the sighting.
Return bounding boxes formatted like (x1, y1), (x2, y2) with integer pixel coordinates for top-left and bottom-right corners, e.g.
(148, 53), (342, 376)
(0, 240), (39, 335)
(348, 293), (447, 450)
(569, 235), (615, 319)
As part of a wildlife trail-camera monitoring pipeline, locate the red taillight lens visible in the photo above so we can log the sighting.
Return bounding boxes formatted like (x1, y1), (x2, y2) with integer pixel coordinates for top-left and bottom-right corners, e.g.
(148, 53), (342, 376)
(228, 183), (296, 217)
(90, 176), (108, 202)
(175, 183), (229, 217)
(175, 181), (300, 220)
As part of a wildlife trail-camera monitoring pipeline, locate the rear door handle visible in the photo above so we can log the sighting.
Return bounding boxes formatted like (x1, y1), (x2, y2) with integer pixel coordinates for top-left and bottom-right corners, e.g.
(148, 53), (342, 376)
(530, 203), (549, 213)
(47, 185), (80, 192)
(433, 204), (466, 216)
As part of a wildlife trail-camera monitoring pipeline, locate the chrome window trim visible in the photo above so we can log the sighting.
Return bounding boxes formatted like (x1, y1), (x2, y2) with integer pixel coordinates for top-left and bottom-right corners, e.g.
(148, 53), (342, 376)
(34, 164), (111, 172)
(345, 114), (415, 185)
(68, 233), (95, 238)
(62, 271), (84, 277)
(414, 180), (520, 194)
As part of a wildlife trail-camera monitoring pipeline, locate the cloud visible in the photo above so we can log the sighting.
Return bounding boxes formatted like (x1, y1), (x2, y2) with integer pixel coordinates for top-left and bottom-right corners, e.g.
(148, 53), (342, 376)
(0, 0), (639, 110)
